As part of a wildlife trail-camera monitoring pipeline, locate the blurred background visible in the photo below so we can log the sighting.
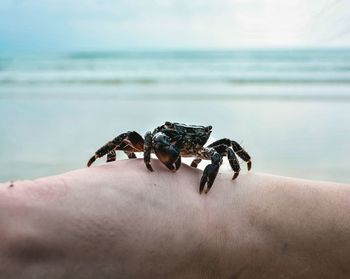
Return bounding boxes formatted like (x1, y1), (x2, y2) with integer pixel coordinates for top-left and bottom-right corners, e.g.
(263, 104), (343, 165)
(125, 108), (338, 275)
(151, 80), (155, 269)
(0, 0), (349, 183)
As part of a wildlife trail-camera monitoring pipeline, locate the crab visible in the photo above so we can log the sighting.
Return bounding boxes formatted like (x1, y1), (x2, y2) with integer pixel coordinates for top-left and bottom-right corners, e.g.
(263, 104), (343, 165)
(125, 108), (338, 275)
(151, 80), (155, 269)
(87, 121), (252, 194)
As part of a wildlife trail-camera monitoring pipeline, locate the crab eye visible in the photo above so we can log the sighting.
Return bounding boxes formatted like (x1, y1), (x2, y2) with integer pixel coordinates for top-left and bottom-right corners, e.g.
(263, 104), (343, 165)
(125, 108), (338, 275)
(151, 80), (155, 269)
(165, 121), (174, 128)
(205, 126), (212, 132)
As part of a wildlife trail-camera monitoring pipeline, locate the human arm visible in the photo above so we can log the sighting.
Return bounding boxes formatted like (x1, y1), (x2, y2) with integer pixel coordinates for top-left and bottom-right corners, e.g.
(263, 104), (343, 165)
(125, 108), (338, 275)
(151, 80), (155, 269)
(0, 159), (350, 279)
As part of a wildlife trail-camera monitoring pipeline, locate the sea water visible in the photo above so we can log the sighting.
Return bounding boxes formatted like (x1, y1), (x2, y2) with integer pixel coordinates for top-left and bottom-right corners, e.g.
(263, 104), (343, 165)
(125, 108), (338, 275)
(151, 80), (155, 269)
(0, 49), (349, 182)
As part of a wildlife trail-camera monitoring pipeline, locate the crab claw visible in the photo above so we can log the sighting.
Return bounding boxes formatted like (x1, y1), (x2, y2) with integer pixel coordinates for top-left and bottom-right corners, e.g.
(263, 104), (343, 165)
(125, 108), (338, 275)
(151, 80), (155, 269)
(153, 132), (181, 171)
(232, 172), (239, 180)
(247, 161), (252, 171)
(199, 151), (221, 194)
(87, 155), (97, 167)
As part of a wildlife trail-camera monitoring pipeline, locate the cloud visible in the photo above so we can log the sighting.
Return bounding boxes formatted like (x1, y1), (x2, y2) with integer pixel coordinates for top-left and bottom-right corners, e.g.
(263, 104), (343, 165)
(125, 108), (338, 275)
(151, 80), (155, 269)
(0, 0), (349, 52)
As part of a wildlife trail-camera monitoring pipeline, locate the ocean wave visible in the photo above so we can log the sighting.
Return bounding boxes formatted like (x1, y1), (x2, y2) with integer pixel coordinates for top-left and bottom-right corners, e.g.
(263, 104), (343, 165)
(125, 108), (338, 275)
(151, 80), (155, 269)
(1, 91), (350, 102)
(65, 49), (350, 62)
(1, 77), (350, 85)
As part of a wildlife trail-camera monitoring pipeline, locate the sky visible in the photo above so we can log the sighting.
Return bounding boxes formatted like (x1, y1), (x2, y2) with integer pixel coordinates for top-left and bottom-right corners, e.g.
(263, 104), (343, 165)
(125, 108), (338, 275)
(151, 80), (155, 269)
(0, 0), (349, 53)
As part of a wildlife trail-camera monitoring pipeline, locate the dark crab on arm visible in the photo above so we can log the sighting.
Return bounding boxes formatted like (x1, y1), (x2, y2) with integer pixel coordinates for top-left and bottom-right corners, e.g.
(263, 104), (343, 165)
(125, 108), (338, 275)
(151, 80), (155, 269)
(87, 122), (252, 194)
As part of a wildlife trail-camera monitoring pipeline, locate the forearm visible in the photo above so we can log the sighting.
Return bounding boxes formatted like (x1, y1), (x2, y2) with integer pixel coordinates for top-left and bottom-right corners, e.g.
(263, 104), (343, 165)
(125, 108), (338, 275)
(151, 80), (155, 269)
(214, 174), (350, 278)
(0, 161), (210, 279)
(1, 159), (350, 279)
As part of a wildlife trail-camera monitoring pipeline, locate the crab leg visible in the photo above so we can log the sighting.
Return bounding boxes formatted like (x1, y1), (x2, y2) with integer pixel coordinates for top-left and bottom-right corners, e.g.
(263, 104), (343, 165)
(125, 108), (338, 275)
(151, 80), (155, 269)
(231, 140), (252, 170)
(125, 151), (137, 159)
(208, 138), (252, 170)
(199, 149), (222, 194)
(208, 143), (241, 180)
(144, 131), (153, 171)
(106, 144), (137, 163)
(87, 131), (144, 167)
(190, 158), (202, 168)
(106, 150), (116, 162)
(227, 148), (240, 180)
(116, 141), (139, 160)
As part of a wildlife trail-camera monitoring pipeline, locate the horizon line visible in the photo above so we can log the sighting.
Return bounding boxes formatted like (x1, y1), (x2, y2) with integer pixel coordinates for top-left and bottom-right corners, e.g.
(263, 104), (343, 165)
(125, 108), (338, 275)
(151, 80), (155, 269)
(1, 46), (350, 56)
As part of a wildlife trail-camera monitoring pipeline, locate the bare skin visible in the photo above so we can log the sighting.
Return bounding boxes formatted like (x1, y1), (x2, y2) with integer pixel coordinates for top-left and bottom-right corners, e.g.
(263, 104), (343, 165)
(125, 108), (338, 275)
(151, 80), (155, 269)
(0, 159), (350, 279)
